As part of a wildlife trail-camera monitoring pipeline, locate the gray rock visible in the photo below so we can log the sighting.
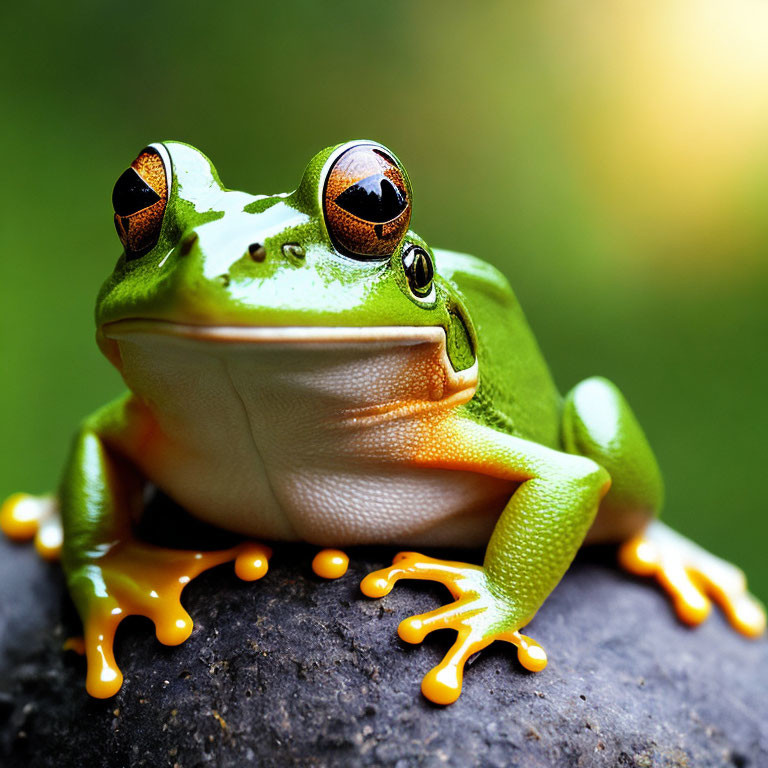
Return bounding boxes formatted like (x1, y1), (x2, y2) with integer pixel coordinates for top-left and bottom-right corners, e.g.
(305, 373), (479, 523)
(0, 504), (765, 768)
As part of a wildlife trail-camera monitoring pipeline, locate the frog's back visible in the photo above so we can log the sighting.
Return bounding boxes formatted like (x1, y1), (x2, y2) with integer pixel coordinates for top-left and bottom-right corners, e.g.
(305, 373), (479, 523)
(436, 249), (562, 448)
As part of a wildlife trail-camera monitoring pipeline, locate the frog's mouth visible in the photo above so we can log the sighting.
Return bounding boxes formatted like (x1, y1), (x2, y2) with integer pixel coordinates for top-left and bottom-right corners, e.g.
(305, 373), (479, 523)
(99, 319), (479, 423)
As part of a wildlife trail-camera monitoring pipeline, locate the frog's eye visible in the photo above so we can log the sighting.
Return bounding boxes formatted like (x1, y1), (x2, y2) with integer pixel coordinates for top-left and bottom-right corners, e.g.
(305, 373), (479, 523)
(402, 245), (434, 298)
(323, 144), (411, 259)
(112, 146), (169, 259)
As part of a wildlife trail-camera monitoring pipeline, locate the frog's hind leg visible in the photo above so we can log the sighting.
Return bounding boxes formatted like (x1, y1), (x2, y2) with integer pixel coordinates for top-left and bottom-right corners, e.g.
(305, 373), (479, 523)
(563, 376), (765, 637)
(619, 521), (766, 636)
(1, 492), (63, 561)
(562, 376), (664, 545)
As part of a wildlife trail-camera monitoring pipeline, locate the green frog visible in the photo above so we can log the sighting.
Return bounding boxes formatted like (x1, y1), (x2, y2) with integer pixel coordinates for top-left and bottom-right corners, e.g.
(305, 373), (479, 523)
(2, 140), (764, 705)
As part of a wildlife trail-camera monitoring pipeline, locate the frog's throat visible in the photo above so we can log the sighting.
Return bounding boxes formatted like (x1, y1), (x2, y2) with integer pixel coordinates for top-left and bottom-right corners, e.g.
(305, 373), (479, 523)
(99, 319), (479, 425)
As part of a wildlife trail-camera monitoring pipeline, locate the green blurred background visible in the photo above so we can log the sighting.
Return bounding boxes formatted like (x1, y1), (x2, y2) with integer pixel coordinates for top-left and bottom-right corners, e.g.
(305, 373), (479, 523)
(2, 1), (767, 598)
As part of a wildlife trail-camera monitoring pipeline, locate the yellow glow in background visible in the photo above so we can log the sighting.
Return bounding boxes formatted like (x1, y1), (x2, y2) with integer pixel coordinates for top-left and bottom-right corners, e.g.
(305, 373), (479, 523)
(554, 0), (768, 276)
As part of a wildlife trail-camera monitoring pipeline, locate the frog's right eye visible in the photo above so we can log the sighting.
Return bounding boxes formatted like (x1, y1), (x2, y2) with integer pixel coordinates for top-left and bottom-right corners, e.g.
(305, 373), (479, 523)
(322, 143), (411, 260)
(112, 145), (169, 259)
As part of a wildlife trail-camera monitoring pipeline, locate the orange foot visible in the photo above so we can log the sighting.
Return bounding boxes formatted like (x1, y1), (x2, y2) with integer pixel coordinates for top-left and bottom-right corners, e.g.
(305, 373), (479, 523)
(1, 492), (63, 561)
(311, 548), (349, 579)
(66, 538), (271, 698)
(361, 552), (546, 705)
(619, 520), (766, 637)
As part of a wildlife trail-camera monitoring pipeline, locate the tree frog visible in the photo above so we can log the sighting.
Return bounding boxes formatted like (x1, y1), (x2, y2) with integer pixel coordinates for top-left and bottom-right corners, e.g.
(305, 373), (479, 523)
(2, 140), (764, 705)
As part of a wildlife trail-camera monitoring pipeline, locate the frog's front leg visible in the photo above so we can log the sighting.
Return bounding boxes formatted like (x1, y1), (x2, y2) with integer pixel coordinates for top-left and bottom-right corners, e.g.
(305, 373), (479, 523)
(563, 377), (765, 637)
(361, 416), (610, 705)
(58, 394), (271, 698)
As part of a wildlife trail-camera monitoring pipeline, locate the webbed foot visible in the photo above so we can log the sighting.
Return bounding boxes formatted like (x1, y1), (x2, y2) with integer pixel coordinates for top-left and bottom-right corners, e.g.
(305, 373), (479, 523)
(619, 521), (766, 637)
(67, 538), (271, 698)
(361, 552), (547, 705)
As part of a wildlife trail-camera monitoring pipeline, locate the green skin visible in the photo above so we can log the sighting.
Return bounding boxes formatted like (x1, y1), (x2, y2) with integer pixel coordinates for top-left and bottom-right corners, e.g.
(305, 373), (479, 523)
(63, 140), (668, 693)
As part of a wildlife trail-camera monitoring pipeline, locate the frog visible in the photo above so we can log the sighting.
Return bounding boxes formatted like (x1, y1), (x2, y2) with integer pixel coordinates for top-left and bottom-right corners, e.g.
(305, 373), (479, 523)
(2, 139), (764, 705)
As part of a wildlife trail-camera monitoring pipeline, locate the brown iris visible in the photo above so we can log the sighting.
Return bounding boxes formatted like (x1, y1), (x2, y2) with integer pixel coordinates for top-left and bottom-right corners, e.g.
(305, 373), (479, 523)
(323, 144), (411, 259)
(112, 147), (168, 259)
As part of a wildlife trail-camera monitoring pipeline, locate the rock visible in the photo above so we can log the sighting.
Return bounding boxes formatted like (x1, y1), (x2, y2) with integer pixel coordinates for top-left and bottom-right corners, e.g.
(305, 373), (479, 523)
(0, 503), (766, 768)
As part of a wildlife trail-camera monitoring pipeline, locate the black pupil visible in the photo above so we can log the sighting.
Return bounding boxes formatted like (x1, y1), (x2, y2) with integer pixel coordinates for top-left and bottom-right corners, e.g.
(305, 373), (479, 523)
(334, 173), (406, 223)
(112, 167), (160, 216)
(403, 247), (433, 294)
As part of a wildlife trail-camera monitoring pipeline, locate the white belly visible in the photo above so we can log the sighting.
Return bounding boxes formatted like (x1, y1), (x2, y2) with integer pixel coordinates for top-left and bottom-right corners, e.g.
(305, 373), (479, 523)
(110, 324), (511, 547)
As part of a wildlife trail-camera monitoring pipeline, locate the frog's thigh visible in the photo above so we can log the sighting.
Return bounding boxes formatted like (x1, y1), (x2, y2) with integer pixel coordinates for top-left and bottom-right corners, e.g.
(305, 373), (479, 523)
(562, 377), (664, 544)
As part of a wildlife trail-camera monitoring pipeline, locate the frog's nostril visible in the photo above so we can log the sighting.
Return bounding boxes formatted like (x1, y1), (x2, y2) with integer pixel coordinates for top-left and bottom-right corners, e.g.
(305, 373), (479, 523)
(216, 274), (231, 288)
(248, 243), (266, 262)
(179, 233), (198, 257)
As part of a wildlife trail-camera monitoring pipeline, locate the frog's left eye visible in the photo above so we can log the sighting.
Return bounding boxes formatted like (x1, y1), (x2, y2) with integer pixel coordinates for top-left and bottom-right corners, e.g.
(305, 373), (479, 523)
(112, 146), (169, 259)
(323, 143), (411, 259)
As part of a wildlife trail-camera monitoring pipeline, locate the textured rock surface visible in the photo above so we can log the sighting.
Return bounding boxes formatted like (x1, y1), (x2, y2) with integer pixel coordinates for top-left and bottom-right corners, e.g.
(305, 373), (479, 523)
(0, 509), (766, 768)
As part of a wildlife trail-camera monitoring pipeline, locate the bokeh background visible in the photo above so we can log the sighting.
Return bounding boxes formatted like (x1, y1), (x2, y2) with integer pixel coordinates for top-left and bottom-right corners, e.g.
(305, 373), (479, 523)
(1, 1), (767, 599)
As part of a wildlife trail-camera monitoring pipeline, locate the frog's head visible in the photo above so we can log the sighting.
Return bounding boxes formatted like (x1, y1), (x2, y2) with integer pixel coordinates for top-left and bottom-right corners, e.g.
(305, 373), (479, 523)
(97, 141), (476, 381)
